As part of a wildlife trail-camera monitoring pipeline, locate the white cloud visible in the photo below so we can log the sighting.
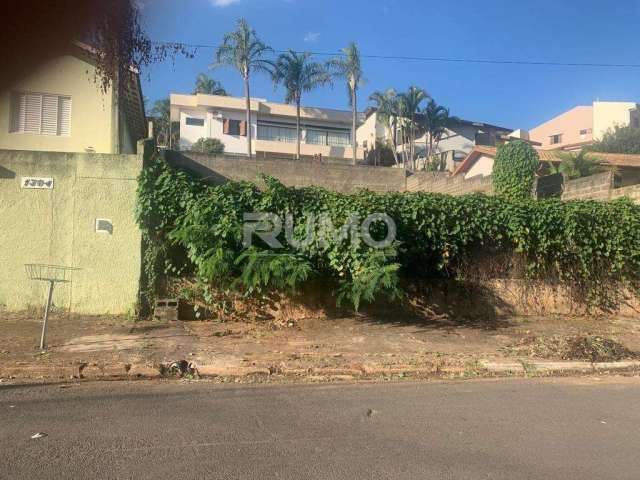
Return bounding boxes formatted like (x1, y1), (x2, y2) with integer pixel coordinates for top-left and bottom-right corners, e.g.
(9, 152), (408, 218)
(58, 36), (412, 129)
(210, 0), (241, 6)
(304, 32), (320, 43)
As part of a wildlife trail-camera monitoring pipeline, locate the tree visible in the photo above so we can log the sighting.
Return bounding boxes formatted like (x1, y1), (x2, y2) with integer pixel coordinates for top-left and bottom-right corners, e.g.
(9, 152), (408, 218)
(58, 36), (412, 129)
(550, 151), (603, 179)
(421, 99), (458, 169)
(149, 99), (179, 148)
(193, 73), (228, 96)
(369, 89), (401, 166)
(191, 137), (225, 154)
(589, 125), (640, 154)
(493, 141), (540, 200)
(398, 86), (429, 170)
(271, 51), (332, 160)
(328, 42), (364, 165)
(215, 18), (273, 159)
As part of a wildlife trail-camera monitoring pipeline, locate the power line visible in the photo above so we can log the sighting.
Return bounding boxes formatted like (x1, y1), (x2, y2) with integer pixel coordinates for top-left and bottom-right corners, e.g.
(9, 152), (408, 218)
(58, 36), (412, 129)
(150, 40), (640, 69)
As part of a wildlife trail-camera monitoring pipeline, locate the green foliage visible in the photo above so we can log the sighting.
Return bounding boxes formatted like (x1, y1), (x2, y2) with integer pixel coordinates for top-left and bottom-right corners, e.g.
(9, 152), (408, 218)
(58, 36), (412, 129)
(191, 137), (225, 154)
(493, 141), (540, 200)
(589, 125), (640, 154)
(553, 151), (604, 179)
(137, 160), (640, 311)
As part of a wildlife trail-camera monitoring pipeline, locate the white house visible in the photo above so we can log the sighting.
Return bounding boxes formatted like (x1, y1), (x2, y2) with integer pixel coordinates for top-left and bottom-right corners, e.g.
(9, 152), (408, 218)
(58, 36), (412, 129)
(170, 93), (363, 161)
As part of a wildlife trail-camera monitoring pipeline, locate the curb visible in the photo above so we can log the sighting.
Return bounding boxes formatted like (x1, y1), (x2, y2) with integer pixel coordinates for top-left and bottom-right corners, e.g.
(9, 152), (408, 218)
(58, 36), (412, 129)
(482, 360), (640, 375)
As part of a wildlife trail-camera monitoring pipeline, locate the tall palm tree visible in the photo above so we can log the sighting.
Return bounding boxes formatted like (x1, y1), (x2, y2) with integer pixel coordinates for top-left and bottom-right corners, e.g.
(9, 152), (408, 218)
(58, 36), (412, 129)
(272, 51), (332, 160)
(328, 42), (364, 165)
(215, 18), (272, 159)
(398, 86), (429, 170)
(369, 89), (400, 166)
(421, 99), (458, 169)
(193, 73), (228, 96)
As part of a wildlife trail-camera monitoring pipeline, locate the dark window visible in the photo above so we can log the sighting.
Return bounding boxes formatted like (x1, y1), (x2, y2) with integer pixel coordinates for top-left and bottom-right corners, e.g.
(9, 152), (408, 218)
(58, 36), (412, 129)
(224, 119), (243, 135)
(550, 134), (563, 145)
(185, 117), (205, 126)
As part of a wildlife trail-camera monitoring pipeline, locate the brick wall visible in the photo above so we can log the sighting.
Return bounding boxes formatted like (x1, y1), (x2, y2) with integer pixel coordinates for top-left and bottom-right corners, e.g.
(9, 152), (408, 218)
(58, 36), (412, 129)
(610, 183), (640, 202)
(406, 171), (494, 195)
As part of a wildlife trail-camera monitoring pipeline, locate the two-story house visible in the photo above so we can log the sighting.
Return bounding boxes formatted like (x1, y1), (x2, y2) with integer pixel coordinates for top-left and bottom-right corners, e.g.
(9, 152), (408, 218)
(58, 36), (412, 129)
(170, 93), (363, 161)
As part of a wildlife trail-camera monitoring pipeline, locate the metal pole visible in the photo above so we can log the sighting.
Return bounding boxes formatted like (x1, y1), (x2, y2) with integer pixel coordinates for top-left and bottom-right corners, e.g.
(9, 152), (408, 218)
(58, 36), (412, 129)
(40, 280), (55, 351)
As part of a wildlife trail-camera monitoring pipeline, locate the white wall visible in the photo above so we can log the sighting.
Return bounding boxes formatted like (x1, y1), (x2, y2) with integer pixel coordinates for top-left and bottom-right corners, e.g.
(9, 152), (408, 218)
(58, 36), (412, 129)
(464, 155), (494, 179)
(179, 107), (256, 154)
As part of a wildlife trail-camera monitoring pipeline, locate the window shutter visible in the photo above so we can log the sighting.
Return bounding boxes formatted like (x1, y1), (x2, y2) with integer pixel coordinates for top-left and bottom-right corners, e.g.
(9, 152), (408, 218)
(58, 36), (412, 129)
(10, 93), (26, 132)
(41, 94), (59, 135)
(24, 93), (42, 134)
(58, 97), (71, 135)
(223, 118), (230, 134)
(239, 120), (247, 137)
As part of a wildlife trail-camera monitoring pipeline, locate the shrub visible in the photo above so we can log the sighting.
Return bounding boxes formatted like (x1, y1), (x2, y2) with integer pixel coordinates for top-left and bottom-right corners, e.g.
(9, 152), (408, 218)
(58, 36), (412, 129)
(492, 141), (540, 200)
(191, 137), (225, 154)
(589, 125), (640, 154)
(137, 158), (640, 311)
(554, 151), (604, 179)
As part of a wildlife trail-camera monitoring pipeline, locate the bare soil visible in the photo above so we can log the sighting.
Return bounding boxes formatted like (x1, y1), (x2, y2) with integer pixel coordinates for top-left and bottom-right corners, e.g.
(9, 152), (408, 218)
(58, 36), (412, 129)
(1, 306), (639, 383)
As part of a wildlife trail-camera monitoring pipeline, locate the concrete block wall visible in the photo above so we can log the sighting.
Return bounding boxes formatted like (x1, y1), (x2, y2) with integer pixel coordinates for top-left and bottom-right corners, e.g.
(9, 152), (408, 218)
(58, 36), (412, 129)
(170, 152), (407, 193)
(406, 171), (494, 195)
(561, 171), (614, 201)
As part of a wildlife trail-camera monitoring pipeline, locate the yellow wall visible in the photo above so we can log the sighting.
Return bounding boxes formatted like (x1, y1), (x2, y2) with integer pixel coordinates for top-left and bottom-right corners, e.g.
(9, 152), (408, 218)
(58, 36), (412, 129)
(0, 147), (143, 314)
(0, 54), (115, 154)
(593, 101), (638, 140)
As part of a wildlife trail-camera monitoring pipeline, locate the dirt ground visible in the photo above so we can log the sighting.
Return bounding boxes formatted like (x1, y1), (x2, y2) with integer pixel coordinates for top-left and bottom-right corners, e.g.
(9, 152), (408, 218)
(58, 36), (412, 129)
(2, 307), (640, 383)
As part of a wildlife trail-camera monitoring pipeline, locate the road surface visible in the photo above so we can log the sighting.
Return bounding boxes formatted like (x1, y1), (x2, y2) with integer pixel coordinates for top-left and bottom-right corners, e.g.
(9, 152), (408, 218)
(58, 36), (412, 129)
(1, 377), (639, 479)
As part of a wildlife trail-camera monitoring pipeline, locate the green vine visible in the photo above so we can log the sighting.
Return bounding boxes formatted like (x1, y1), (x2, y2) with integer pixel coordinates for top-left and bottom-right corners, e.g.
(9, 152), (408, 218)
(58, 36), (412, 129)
(493, 140), (540, 200)
(136, 156), (640, 312)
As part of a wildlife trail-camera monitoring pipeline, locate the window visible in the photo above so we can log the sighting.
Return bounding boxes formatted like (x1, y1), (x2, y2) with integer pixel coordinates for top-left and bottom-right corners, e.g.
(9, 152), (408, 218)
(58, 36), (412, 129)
(224, 119), (246, 136)
(306, 128), (351, 147)
(10, 92), (71, 135)
(579, 128), (592, 136)
(185, 117), (205, 126)
(257, 123), (296, 143)
(550, 134), (563, 145)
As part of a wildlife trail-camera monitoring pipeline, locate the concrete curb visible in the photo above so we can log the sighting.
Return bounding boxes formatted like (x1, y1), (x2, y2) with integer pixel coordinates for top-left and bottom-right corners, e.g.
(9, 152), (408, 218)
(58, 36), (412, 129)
(2, 359), (640, 384)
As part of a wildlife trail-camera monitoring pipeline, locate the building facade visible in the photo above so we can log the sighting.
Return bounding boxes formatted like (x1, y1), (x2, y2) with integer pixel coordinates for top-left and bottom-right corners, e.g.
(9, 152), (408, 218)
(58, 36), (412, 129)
(170, 93), (363, 161)
(529, 101), (640, 150)
(0, 43), (145, 155)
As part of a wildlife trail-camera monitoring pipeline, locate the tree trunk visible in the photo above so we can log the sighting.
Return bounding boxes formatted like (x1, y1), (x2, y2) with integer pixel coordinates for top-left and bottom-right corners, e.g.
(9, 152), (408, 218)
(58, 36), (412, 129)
(351, 86), (357, 165)
(296, 100), (301, 160)
(244, 74), (252, 159)
(390, 118), (399, 166)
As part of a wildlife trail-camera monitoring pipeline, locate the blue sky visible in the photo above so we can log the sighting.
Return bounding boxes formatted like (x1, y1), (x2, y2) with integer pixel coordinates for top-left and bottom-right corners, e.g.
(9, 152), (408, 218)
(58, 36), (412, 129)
(139, 0), (640, 130)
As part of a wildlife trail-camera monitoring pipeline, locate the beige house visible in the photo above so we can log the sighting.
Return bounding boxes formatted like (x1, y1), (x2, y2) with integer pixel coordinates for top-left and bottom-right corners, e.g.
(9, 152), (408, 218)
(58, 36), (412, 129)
(529, 101), (640, 150)
(170, 93), (363, 161)
(0, 42), (146, 154)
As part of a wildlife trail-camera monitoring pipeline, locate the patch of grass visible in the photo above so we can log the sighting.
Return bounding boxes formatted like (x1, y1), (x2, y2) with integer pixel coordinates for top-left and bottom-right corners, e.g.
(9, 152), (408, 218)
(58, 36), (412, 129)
(503, 335), (638, 362)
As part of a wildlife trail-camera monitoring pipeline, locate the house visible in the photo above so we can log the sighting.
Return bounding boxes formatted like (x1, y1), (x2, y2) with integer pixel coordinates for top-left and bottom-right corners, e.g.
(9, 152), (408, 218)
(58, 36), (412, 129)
(453, 144), (640, 186)
(0, 42), (146, 154)
(528, 101), (640, 151)
(170, 93), (363, 161)
(356, 109), (512, 171)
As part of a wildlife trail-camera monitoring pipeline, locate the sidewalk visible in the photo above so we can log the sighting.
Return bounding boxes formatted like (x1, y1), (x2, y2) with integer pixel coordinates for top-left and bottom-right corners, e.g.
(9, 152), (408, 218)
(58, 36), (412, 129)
(1, 309), (639, 384)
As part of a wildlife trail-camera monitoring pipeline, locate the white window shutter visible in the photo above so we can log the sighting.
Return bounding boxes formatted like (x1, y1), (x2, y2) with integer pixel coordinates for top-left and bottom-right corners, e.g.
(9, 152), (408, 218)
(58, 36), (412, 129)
(41, 94), (59, 135)
(58, 97), (71, 135)
(24, 93), (42, 134)
(10, 93), (26, 132)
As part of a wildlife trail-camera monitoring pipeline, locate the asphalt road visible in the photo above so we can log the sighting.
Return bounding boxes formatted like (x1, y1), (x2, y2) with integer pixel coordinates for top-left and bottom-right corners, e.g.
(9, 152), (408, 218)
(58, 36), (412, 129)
(1, 377), (639, 479)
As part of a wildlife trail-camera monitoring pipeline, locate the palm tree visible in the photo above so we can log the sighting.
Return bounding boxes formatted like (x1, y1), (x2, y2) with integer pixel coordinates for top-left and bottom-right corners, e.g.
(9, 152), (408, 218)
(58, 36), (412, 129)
(149, 98), (179, 148)
(369, 89), (400, 166)
(398, 86), (429, 170)
(271, 51), (332, 160)
(421, 99), (458, 170)
(328, 42), (364, 165)
(193, 73), (228, 96)
(215, 18), (273, 159)
(552, 150), (604, 179)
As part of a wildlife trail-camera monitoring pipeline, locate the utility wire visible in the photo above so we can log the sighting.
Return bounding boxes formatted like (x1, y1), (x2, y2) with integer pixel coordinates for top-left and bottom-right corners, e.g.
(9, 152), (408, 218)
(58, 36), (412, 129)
(151, 40), (640, 69)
